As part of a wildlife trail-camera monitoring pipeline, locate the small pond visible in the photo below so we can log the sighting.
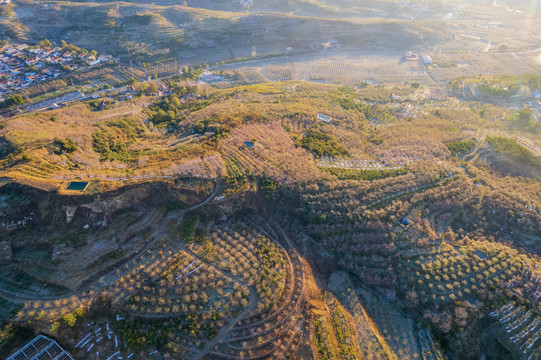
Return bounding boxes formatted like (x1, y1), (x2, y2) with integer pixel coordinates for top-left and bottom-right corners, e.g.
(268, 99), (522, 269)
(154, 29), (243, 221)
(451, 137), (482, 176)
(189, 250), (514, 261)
(474, 250), (487, 260)
(66, 181), (89, 191)
(467, 297), (479, 306)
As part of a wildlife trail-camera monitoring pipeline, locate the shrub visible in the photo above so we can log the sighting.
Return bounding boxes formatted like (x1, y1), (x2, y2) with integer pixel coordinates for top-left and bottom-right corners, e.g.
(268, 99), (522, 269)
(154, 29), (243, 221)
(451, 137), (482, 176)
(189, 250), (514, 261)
(513, 108), (539, 133)
(259, 177), (279, 191)
(53, 137), (78, 154)
(92, 130), (128, 161)
(21, 153), (32, 162)
(179, 214), (199, 242)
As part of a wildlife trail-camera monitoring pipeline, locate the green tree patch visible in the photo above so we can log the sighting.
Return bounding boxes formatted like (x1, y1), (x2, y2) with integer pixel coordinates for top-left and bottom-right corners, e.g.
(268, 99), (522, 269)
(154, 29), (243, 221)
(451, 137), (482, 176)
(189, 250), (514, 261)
(295, 130), (349, 158)
(445, 139), (476, 156)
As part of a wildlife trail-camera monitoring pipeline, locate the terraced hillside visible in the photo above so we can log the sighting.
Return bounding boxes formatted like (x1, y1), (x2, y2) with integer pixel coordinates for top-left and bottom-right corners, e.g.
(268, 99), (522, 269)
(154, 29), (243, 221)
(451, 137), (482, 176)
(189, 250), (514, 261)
(4, 1), (447, 65)
(45, 0), (454, 20)
(1, 79), (541, 360)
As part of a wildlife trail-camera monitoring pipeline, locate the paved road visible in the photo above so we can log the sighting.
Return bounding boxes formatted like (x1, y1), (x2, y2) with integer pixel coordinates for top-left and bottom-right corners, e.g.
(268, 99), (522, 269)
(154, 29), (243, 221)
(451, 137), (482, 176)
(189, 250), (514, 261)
(12, 85), (129, 116)
(25, 90), (84, 112)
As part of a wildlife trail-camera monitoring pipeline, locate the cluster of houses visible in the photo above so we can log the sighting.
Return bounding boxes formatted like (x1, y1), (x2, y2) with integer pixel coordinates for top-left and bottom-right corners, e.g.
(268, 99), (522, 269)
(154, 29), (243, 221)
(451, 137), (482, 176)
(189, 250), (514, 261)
(0, 43), (112, 101)
(199, 70), (225, 83)
(403, 51), (432, 65)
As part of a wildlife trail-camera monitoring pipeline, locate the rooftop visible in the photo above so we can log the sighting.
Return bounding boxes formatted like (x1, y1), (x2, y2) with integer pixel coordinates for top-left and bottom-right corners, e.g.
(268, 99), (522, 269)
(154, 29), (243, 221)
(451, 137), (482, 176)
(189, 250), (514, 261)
(7, 335), (75, 360)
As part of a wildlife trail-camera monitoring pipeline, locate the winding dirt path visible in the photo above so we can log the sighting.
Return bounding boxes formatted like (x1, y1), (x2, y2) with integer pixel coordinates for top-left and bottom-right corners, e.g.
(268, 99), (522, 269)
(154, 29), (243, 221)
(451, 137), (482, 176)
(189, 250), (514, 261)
(188, 180), (220, 211)
(193, 287), (257, 360)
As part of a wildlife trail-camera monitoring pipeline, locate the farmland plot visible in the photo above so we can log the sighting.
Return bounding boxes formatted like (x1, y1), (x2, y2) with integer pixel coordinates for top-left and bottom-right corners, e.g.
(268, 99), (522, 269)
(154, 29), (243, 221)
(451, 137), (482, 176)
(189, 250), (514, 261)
(118, 250), (248, 319)
(189, 225), (286, 309)
(428, 52), (538, 83)
(299, 169), (444, 223)
(317, 156), (404, 171)
(222, 121), (325, 183)
(9, 211), (169, 323)
(499, 259), (541, 308)
(215, 52), (432, 85)
(64, 222), (295, 359)
(376, 143), (449, 166)
(512, 135), (541, 157)
(221, 138), (287, 181)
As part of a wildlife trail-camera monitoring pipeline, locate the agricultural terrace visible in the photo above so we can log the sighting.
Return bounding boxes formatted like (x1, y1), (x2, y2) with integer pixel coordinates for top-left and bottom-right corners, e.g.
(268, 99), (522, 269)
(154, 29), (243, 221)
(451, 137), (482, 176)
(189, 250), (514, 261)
(1, 215), (309, 359)
(512, 135), (541, 158)
(356, 288), (423, 360)
(312, 314), (336, 360)
(429, 52), (541, 84)
(327, 271), (439, 360)
(316, 157), (404, 171)
(212, 50), (541, 90)
(1, 97), (225, 187)
(219, 121), (326, 184)
(188, 224), (286, 313)
(203, 218), (311, 359)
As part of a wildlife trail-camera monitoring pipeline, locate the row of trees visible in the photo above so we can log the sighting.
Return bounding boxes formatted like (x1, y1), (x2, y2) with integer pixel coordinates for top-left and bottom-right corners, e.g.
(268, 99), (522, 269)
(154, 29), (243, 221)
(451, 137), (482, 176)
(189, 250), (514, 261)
(0, 94), (24, 109)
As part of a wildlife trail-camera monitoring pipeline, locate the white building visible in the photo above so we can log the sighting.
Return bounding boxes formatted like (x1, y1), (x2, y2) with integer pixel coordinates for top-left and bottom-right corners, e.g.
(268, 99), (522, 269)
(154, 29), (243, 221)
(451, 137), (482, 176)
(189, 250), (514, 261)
(200, 70), (215, 82)
(421, 55), (433, 65)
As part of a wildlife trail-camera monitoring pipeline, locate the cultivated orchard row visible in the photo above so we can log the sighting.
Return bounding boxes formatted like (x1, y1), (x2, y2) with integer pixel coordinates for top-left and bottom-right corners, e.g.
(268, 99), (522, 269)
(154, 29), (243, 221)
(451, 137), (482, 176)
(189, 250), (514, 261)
(399, 240), (527, 305)
(300, 170), (446, 222)
(221, 141), (289, 183)
(51, 222), (297, 359)
(204, 219), (309, 359)
(190, 226), (287, 311)
(247, 52), (429, 84)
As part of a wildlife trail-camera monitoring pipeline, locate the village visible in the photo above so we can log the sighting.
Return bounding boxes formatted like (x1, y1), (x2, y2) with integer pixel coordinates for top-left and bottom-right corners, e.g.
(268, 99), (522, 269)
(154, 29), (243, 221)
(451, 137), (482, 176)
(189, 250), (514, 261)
(0, 43), (113, 102)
